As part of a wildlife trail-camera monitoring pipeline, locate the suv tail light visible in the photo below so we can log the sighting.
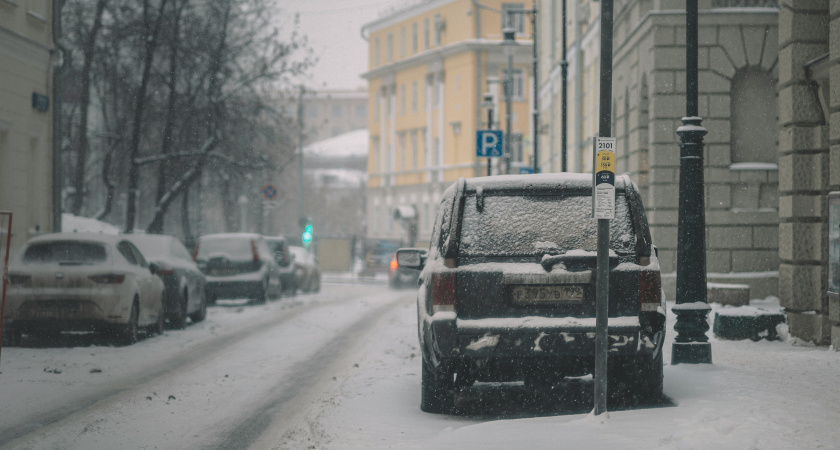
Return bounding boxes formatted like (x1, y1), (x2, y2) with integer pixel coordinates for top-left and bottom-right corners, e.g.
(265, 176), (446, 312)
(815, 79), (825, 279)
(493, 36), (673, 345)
(430, 272), (456, 313)
(639, 270), (661, 312)
(390, 256), (399, 273)
(155, 264), (175, 276)
(89, 273), (126, 284)
(250, 240), (260, 262)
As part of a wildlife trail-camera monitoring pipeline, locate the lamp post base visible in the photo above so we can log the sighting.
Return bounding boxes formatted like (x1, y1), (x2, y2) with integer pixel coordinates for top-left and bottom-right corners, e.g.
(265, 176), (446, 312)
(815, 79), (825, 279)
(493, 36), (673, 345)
(671, 341), (712, 365)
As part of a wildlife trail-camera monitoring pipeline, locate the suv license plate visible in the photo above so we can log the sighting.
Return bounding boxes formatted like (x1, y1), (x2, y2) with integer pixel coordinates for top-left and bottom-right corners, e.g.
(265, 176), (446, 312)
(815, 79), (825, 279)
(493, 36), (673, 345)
(511, 285), (584, 304)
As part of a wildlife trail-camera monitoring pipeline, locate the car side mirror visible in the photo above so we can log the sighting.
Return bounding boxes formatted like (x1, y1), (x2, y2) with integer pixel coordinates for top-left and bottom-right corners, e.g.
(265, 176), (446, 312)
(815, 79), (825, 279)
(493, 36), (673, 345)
(396, 248), (426, 270)
(149, 262), (159, 275)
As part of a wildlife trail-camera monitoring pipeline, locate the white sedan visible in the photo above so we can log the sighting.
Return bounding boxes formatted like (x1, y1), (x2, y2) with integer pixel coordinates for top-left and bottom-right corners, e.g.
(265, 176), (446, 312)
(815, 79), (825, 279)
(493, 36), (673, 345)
(3, 233), (165, 345)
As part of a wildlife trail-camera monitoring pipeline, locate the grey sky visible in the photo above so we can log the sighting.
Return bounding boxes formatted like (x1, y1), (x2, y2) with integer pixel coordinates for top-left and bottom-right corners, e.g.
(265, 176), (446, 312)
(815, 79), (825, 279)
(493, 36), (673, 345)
(277, 0), (416, 91)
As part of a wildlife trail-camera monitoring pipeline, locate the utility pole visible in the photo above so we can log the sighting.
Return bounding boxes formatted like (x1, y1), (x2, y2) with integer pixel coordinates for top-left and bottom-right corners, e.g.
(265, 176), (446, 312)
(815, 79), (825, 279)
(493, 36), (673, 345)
(593, 0), (614, 417)
(297, 87), (305, 227)
(503, 26), (516, 175)
(530, 1), (539, 173)
(560, 0), (568, 172)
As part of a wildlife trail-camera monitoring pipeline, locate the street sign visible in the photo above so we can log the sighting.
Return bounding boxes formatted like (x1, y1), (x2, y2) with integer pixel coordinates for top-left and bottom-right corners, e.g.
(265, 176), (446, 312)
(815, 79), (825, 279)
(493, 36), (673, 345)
(262, 184), (278, 200)
(476, 130), (503, 158)
(518, 166), (534, 174)
(593, 137), (616, 219)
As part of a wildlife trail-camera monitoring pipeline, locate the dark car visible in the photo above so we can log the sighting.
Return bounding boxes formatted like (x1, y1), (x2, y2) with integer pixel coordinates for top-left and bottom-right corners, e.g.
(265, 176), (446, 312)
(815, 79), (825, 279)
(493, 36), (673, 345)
(265, 236), (297, 296)
(195, 233), (283, 304)
(388, 253), (422, 289)
(127, 234), (207, 328)
(289, 245), (321, 293)
(398, 173), (665, 413)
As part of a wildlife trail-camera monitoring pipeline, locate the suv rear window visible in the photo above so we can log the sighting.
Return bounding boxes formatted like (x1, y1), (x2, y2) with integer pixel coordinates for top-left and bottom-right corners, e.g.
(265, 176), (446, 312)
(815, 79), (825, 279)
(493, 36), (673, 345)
(197, 237), (253, 260)
(458, 194), (637, 257)
(22, 241), (108, 264)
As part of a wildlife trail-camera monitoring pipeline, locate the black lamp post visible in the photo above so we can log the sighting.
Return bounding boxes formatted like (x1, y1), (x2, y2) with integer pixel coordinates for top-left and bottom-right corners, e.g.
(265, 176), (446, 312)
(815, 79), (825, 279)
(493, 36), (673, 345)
(502, 26), (516, 174)
(672, 0), (712, 365)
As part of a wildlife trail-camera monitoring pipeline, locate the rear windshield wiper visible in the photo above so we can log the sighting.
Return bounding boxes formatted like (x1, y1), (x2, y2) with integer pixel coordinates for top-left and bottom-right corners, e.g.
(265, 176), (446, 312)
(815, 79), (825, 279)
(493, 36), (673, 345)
(540, 250), (618, 271)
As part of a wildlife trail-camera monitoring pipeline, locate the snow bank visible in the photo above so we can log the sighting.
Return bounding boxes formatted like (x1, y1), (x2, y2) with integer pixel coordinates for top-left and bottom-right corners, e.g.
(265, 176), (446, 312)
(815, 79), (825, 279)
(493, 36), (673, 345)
(60, 213), (120, 234)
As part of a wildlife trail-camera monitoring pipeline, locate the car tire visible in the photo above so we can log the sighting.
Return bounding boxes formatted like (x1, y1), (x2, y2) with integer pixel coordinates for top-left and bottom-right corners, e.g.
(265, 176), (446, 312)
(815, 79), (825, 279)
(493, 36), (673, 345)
(313, 275), (320, 293)
(151, 299), (165, 336)
(3, 326), (22, 347)
(287, 278), (297, 297)
(170, 290), (188, 329)
(253, 280), (268, 305)
(189, 293), (207, 323)
(116, 300), (139, 346)
(420, 357), (455, 414)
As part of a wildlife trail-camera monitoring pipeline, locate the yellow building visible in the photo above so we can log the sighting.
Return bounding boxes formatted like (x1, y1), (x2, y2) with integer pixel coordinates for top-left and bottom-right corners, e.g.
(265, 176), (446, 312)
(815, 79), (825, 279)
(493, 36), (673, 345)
(0, 0), (57, 253)
(362, 0), (534, 245)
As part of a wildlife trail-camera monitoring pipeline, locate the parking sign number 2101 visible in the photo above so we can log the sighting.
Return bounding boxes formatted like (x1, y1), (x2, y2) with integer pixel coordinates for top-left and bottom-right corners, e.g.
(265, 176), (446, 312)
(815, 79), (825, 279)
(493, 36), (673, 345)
(597, 141), (614, 150)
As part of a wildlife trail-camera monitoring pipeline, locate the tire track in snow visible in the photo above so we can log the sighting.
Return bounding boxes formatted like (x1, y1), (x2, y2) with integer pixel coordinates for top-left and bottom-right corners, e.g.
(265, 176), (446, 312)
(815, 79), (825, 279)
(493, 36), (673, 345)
(0, 287), (380, 447)
(208, 292), (411, 450)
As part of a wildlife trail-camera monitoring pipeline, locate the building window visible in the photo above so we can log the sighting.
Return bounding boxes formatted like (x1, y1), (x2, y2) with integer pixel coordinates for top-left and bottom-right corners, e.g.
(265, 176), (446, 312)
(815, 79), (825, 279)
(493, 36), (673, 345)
(425, 75), (432, 111)
(502, 3), (525, 34)
(374, 92), (380, 120)
(731, 67), (777, 164)
(400, 27), (406, 58)
(372, 137), (380, 173)
(433, 14), (443, 46)
(387, 32), (393, 61)
(399, 133), (407, 171)
(412, 22), (418, 53)
(374, 38), (380, 66)
(424, 18), (430, 49)
(434, 75), (443, 109)
(411, 131), (418, 169)
(510, 133), (524, 162)
(400, 84), (406, 116)
(332, 105), (342, 118)
(504, 68), (525, 99)
(411, 81), (418, 113)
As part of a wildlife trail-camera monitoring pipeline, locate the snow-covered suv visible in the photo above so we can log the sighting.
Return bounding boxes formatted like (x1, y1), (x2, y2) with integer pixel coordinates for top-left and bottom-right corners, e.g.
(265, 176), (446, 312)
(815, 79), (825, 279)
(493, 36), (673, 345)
(397, 173), (665, 413)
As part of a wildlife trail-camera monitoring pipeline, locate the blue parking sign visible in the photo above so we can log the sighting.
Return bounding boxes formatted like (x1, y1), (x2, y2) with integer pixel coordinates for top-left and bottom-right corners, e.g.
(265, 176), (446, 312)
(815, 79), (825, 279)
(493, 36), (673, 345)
(476, 130), (503, 157)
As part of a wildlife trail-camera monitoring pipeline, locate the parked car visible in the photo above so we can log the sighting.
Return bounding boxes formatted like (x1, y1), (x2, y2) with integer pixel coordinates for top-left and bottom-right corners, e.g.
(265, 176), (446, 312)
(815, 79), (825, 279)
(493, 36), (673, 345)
(264, 236), (297, 296)
(388, 252), (422, 289)
(288, 246), (321, 293)
(127, 234), (207, 328)
(3, 233), (166, 345)
(398, 173), (665, 413)
(194, 233), (283, 304)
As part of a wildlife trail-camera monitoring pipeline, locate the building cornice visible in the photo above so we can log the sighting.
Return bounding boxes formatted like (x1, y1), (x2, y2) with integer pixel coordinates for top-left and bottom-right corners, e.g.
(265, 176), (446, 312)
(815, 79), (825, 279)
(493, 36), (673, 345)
(363, 38), (534, 80)
(361, 0), (458, 36)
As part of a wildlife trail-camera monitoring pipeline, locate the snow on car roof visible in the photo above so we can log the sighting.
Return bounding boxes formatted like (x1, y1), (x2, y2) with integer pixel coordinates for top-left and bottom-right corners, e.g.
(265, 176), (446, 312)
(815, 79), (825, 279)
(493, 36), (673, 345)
(198, 232), (263, 241)
(463, 173), (631, 193)
(25, 232), (129, 245)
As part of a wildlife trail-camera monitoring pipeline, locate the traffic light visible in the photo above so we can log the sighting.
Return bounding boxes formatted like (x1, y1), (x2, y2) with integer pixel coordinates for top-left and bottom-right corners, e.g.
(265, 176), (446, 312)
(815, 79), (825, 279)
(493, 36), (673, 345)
(301, 223), (313, 247)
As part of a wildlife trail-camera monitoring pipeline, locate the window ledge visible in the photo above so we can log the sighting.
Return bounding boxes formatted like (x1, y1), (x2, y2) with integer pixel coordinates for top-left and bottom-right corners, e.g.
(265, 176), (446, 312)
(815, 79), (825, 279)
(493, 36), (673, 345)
(2, 0), (19, 7)
(27, 10), (47, 23)
(729, 162), (778, 171)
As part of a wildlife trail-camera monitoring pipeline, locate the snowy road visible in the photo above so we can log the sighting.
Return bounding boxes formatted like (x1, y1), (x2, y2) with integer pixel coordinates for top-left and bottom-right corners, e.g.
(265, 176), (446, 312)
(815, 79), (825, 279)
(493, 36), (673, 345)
(1, 283), (840, 449)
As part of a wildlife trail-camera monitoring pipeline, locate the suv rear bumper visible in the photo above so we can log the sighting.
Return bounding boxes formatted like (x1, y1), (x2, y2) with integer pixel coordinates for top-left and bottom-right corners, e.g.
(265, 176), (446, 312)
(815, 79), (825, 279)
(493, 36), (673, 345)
(423, 313), (663, 363)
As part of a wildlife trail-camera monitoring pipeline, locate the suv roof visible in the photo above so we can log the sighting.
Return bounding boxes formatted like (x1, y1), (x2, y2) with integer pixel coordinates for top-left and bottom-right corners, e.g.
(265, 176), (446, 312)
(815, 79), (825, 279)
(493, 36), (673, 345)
(459, 173), (632, 195)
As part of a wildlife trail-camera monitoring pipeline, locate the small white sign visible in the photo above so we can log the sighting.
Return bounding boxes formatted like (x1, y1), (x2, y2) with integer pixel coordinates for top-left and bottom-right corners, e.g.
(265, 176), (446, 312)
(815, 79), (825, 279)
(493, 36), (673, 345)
(593, 137), (616, 220)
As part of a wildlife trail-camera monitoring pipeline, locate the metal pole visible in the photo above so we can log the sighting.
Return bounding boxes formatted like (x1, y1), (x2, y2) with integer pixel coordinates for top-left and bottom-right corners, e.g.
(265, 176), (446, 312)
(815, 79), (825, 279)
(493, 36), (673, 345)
(593, 0), (614, 417)
(297, 87), (305, 226)
(672, 0), (712, 365)
(505, 52), (513, 175)
(487, 107), (493, 176)
(560, 0), (568, 172)
(531, 2), (539, 174)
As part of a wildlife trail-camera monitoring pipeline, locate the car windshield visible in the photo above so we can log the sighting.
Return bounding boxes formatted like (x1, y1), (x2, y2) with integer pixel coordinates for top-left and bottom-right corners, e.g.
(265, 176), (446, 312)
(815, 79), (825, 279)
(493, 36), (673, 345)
(21, 241), (108, 264)
(458, 194), (637, 257)
(197, 237), (253, 260)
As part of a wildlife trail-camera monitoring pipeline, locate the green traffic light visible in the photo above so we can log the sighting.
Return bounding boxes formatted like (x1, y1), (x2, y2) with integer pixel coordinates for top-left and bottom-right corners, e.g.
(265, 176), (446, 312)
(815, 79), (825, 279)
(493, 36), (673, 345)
(302, 224), (313, 245)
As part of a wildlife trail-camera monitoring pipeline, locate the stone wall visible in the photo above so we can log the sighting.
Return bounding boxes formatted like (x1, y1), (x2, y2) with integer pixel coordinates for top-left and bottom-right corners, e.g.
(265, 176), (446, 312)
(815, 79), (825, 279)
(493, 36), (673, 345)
(610, 6), (780, 301)
(777, 0), (834, 345)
